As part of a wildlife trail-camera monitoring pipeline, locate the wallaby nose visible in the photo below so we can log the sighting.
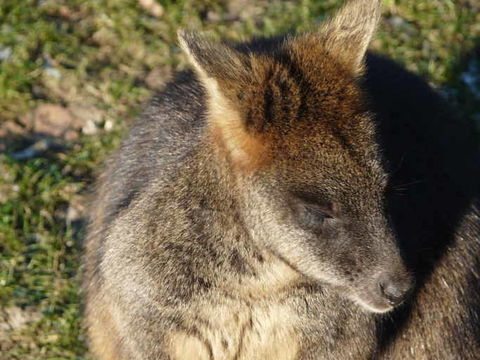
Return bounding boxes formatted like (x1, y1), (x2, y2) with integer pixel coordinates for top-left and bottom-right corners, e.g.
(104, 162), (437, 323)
(378, 274), (414, 306)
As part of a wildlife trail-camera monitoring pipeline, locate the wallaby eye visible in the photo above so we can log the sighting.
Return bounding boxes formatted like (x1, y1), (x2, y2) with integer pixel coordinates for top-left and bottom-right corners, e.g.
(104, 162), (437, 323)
(288, 192), (335, 231)
(298, 204), (333, 230)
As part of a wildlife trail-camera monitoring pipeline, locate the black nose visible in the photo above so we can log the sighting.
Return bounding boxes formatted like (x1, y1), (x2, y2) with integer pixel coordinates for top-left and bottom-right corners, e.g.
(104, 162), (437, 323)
(379, 275), (414, 306)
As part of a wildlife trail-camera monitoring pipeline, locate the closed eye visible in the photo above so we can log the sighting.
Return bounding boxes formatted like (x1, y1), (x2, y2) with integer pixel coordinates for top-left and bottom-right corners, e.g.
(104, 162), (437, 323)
(299, 204), (333, 230)
(288, 192), (336, 231)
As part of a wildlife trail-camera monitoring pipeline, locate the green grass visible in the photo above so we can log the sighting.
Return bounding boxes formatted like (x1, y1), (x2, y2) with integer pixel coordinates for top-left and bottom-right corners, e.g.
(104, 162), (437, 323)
(0, 0), (479, 358)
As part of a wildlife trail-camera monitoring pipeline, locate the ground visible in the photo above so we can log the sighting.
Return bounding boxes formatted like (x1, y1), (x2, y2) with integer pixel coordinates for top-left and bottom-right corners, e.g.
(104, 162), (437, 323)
(0, 0), (479, 359)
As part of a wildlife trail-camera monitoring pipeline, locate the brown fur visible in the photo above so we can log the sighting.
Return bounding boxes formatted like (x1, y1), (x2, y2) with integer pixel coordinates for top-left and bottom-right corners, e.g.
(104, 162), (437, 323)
(83, 0), (480, 359)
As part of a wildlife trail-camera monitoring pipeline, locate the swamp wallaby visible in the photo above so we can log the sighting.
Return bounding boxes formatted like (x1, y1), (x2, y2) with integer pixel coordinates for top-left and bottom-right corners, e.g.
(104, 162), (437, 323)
(83, 0), (480, 358)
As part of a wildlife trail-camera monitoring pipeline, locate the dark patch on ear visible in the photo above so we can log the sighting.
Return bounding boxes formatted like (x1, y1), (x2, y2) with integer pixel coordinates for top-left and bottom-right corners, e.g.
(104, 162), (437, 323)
(243, 55), (307, 135)
(263, 83), (275, 131)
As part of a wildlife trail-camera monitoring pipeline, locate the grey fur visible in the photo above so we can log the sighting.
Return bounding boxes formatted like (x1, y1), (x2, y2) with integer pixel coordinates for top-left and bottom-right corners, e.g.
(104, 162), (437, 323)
(82, 0), (480, 359)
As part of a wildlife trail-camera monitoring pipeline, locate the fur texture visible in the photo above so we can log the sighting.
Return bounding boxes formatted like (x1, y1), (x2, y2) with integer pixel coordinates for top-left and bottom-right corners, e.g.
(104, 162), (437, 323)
(82, 0), (480, 358)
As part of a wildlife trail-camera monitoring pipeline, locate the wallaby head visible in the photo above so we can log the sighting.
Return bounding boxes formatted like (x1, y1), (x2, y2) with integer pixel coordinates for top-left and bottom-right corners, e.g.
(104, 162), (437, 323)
(179, 0), (413, 313)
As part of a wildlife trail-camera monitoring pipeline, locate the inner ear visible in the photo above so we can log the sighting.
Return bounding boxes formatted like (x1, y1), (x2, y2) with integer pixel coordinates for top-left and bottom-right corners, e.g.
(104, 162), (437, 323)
(179, 31), (270, 172)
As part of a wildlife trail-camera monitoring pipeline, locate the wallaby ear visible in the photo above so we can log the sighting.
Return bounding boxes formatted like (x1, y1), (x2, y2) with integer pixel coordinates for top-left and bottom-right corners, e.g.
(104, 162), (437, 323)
(320, 0), (381, 74)
(178, 31), (266, 171)
(178, 30), (249, 84)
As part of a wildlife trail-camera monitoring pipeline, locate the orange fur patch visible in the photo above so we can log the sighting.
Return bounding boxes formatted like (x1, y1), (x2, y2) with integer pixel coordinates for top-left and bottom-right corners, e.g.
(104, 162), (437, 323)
(205, 75), (269, 172)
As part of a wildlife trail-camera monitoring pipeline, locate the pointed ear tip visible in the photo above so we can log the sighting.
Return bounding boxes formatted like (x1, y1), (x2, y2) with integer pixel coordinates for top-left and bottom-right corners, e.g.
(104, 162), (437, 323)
(178, 29), (203, 46)
(177, 29), (192, 47)
(357, 0), (382, 7)
(178, 30), (204, 59)
(177, 29), (188, 51)
(339, 0), (383, 27)
(343, 0), (382, 13)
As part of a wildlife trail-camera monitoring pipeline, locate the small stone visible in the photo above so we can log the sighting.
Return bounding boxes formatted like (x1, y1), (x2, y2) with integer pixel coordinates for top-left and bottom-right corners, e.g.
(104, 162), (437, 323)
(139, 0), (164, 18)
(44, 67), (61, 79)
(23, 104), (86, 142)
(82, 119), (98, 135)
(104, 119), (114, 131)
(0, 307), (41, 332)
(0, 47), (12, 61)
(32, 106), (72, 136)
